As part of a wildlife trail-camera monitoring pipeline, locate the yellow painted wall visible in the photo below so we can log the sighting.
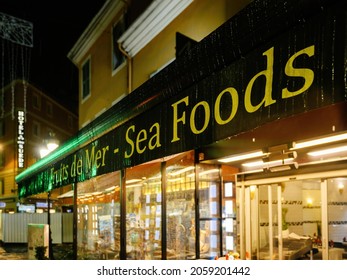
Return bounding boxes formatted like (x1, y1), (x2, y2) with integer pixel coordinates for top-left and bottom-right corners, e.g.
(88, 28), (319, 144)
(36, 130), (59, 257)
(78, 0), (251, 128)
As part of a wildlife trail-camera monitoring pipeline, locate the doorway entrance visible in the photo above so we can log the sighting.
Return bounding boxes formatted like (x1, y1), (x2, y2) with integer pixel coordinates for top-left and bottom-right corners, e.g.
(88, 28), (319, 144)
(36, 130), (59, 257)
(238, 175), (347, 260)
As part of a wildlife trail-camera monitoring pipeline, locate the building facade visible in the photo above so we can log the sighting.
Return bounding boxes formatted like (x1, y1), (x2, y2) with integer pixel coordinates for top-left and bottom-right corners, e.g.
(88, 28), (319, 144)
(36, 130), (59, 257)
(16, 0), (347, 260)
(0, 80), (78, 212)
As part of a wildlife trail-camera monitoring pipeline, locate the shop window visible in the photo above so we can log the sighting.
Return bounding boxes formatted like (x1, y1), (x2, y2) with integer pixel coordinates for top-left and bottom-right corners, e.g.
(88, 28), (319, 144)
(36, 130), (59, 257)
(77, 171), (121, 260)
(112, 16), (126, 74)
(125, 161), (162, 260)
(166, 151), (196, 259)
(81, 58), (91, 102)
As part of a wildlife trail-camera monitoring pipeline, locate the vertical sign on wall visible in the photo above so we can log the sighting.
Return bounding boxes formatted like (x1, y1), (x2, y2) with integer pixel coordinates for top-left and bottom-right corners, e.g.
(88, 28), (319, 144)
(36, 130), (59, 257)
(17, 110), (25, 168)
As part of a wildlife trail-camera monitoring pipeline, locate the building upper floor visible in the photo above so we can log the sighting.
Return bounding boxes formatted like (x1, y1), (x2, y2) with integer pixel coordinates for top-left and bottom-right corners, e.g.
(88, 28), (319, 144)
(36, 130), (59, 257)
(68, 0), (251, 129)
(0, 79), (78, 169)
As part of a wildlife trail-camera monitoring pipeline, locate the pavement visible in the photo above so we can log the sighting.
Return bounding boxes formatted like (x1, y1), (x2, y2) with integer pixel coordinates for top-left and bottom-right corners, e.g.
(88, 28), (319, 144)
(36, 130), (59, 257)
(0, 243), (73, 260)
(0, 245), (27, 260)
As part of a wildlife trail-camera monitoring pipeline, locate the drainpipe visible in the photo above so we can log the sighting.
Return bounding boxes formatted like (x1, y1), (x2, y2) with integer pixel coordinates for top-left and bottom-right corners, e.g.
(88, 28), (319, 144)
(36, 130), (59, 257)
(118, 42), (132, 94)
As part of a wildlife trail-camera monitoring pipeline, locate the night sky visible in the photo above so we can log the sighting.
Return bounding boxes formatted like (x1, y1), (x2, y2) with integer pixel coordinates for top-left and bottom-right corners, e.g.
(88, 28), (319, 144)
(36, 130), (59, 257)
(1, 0), (107, 114)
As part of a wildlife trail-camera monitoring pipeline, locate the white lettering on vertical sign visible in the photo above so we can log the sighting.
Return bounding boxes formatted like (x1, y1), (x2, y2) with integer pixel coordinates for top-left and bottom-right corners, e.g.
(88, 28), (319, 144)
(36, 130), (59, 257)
(17, 110), (25, 168)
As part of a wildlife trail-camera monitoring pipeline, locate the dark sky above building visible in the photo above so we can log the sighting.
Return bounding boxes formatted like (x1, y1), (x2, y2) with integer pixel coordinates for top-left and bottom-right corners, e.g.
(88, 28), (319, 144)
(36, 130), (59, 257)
(1, 0), (107, 114)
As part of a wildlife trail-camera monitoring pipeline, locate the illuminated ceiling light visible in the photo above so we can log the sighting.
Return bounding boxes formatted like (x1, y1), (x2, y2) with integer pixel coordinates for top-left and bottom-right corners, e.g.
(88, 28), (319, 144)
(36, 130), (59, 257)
(126, 179), (142, 184)
(299, 156), (347, 167)
(91, 191), (102, 196)
(242, 158), (294, 168)
(242, 160), (266, 167)
(218, 150), (265, 163)
(307, 145), (347, 156)
(293, 132), (347, 149)
(105, 186), (117, 192)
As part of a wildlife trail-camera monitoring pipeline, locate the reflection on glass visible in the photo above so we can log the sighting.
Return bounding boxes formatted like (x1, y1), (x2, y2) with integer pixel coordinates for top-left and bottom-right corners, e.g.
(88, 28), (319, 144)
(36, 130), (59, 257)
(166, 151), (196, 259)
(126, 162), (162, 260)
(77, 171), (121, 260)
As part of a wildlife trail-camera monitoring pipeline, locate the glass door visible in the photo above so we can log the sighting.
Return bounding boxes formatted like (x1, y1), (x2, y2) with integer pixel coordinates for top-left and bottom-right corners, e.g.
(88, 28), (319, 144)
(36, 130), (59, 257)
(242, 179), (324, 260)
(255, 184), (280, 260)
(326, 177), (347, 260)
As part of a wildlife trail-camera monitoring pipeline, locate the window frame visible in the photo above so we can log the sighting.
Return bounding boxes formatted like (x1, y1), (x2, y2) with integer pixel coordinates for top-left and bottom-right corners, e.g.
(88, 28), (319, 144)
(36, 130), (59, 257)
(81, 57), (91, 103)
(111, 16), (126, 75)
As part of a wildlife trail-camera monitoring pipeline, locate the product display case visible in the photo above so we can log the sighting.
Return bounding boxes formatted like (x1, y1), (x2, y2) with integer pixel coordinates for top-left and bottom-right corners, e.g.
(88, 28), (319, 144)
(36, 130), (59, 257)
(75, 151), (238, 260)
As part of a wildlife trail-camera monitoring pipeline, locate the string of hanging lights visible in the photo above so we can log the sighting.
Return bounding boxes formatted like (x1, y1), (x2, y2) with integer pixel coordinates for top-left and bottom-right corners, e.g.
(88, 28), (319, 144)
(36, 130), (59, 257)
(0, 12), (33, 120)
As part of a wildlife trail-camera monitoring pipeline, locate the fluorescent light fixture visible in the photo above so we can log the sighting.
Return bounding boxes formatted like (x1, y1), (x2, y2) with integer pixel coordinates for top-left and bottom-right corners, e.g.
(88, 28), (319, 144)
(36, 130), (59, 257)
(105, 186), (117, 192)
(268, 162), (298, 172)
(242, 158), (294, 168)
(307, 145), (347, 156)
(218, 150), (265, 163)
(126, 179), (142, 184)
(293, 132), (347, 149)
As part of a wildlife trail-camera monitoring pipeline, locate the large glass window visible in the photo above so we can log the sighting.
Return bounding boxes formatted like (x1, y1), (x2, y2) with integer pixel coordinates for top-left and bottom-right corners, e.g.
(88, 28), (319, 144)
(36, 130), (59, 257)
(166, 151), (195, 259)
(125, 162), (162, 260)
(77, 171), (121, 260)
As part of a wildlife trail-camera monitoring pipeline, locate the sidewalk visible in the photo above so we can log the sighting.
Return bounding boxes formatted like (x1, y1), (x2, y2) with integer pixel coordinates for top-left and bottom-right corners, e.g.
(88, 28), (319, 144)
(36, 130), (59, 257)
(0, 243), (73, 260)
(0, 246), (27, 260)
